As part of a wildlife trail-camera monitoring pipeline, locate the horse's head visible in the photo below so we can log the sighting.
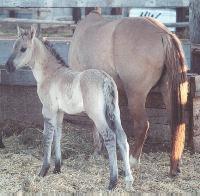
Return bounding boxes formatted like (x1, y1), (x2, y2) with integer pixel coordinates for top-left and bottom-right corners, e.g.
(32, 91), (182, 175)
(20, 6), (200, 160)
(5, 25), (36, 73)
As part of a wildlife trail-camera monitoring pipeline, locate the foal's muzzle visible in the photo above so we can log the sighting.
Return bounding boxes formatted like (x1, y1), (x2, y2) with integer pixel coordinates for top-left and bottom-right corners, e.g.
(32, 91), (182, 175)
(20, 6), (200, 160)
(5, 61), (16, 73)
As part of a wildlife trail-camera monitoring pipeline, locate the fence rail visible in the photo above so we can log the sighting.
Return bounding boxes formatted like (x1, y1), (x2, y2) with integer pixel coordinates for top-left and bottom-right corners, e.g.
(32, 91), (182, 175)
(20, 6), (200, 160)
(0, 18), (189, 28)
(0, 0), (189, 8)
(0, 18), (74, 25)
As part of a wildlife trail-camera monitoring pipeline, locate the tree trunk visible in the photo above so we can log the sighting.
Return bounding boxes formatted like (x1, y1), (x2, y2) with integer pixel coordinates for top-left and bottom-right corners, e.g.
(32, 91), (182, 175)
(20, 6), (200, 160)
(190, 0), (200, 73)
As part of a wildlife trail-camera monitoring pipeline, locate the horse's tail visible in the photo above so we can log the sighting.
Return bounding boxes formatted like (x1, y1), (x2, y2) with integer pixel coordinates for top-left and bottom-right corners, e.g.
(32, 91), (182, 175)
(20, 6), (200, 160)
(163, 32), (188, 176)
(102, 74), (118, 131)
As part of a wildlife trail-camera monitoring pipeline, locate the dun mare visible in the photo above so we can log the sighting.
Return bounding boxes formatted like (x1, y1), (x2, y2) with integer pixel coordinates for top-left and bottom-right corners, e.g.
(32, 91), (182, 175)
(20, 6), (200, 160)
(69, 12), (188, 176)
(5, 26), (133, 190)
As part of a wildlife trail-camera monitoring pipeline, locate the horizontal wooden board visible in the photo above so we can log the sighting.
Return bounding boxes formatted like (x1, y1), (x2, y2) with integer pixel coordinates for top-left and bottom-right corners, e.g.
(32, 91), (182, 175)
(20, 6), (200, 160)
(0, 0), (189, 8)
(0, 69), (36, 86)
(0, 18), (74, 25)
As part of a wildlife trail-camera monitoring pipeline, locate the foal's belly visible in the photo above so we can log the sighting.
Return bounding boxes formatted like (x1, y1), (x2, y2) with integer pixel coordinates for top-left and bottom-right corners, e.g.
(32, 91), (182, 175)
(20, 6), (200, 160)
(56, 84), (84, 115)
(59, 98), (84, 115)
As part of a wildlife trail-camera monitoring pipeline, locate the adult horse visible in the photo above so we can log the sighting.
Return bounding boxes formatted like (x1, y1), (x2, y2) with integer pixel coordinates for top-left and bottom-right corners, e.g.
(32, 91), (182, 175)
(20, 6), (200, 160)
(68, 12), (188, 176)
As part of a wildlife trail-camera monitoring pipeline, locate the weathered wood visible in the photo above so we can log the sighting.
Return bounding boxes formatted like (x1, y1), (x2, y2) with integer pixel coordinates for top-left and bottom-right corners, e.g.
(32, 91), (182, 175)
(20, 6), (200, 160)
(72, 8), (81, 23)
(0, 85), (43, 126)
(189, 74), (200, 97)
(190, 0), (200, 73)
(0, 69), (36, 86)
(176, 7), (189, 38)
(0, 0), (189, 8)
(0, 18), (74, 25)
(193, 135), (200, 152)
(192, 97), (200, 136)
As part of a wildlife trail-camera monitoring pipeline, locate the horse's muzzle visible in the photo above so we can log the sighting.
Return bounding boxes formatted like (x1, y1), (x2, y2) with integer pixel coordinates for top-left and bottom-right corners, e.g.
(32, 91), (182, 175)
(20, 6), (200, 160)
(5, 61), (16, 73)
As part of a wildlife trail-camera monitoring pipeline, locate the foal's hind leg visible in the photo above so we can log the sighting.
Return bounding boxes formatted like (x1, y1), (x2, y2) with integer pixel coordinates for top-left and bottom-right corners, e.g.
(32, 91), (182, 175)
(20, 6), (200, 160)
(128, 95), (149, 168)
(91, 119), (118, 190)
(114, 112), (133, 188)
(53, 111), (64, 174)
(93, 125), (103, 155)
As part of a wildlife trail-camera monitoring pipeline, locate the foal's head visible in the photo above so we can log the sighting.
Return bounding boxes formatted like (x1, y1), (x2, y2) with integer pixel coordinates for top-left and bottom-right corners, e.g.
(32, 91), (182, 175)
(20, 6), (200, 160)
(5, 25), (37, 72)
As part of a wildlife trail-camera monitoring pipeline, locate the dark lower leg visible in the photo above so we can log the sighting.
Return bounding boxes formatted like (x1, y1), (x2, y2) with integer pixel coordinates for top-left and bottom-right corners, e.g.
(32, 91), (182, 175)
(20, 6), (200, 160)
(93, 125), (103, 154)
(53, 112), (63, 174)
(102, 130), (118, 190)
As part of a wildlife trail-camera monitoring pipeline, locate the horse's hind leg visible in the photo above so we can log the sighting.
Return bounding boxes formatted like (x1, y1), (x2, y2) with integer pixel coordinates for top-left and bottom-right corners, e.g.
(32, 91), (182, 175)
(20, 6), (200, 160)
(53, 111), (64, 174)
(128, 94), (149, 168)
(93, 125), (103, 155)
(91, 119), (118, 190)
(114, 112), (133, 188)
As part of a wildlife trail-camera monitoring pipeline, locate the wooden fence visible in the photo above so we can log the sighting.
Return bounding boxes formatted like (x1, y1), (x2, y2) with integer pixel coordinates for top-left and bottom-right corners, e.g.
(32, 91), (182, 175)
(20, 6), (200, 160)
(0, 0), (200, 152)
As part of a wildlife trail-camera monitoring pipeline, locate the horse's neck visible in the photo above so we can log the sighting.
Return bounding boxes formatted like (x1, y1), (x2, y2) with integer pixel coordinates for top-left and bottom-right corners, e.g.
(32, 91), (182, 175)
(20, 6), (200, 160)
(31, 38), (63, 84)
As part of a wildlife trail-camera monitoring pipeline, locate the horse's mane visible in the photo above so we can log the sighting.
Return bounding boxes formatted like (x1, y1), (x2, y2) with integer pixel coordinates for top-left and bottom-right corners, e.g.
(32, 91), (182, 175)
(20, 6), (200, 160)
(42, 39), (68, 67)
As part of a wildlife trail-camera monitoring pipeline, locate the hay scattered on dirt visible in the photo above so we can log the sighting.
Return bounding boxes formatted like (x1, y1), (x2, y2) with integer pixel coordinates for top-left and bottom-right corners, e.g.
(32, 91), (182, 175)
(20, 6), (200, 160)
(0, 122), (200, 193)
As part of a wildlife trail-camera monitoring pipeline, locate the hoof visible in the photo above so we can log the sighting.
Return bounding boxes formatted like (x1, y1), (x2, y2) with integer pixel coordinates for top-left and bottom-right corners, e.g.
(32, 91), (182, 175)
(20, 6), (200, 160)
(53, 165), (61, 174)
(125, 175), (134, 190)
(119, 169), (125, 177)
(108, 179), (118, 191)
(53, 168), (61, 174)
(38, 165), (50, 177)
(53, 160), (61, 174)
(0, 142), (5, 148)
(170, 167), (181, 177)
(130, 155), (139, 169)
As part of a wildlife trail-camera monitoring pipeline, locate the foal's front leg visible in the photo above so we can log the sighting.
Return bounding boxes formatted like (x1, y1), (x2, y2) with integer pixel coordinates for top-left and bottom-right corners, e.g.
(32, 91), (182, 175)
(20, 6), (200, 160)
(39, 107), (57, 177)
(53, 111), (64, 174)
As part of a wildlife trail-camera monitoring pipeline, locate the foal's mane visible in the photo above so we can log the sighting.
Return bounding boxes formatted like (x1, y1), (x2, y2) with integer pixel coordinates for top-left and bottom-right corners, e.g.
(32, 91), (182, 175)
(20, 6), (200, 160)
(42, 39), (68, 67)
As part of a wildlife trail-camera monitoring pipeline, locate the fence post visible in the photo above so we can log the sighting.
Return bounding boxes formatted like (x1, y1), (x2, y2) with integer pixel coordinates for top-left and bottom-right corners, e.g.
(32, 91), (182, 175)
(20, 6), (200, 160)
(190, 0), (200, 73)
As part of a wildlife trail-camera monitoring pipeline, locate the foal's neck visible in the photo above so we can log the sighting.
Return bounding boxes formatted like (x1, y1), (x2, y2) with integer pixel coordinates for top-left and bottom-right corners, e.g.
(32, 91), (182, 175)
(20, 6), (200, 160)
(31, 38), (65, 84)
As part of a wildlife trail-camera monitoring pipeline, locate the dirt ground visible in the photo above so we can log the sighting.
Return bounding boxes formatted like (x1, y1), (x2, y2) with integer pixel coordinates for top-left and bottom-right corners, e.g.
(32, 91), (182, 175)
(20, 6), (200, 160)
(0, 122), (199, 193)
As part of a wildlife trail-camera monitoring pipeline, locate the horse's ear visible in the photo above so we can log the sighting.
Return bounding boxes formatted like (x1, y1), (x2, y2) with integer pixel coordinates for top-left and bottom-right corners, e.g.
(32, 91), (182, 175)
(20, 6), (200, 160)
(17, 25), (25, 37)
(30, 25), (37, 39)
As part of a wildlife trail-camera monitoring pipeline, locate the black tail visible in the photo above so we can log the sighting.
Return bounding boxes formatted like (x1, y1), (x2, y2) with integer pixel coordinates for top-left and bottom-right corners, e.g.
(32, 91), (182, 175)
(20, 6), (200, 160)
(102, 75), (118, 131)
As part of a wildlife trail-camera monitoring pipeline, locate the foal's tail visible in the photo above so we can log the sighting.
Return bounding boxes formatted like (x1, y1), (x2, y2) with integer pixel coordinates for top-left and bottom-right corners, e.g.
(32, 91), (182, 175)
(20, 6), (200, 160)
(102, 74), (118, 131)
(163, 33), (188, 176)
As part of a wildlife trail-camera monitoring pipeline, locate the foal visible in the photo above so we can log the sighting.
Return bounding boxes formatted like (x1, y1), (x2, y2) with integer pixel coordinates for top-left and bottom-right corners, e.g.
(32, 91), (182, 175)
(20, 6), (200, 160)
(5, 26), (133, 190)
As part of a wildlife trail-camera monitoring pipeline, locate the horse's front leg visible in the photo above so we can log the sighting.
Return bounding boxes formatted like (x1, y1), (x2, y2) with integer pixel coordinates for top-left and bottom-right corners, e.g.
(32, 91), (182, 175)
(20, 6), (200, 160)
(53, 111), (64, 174)
(39, 107), (57, 177)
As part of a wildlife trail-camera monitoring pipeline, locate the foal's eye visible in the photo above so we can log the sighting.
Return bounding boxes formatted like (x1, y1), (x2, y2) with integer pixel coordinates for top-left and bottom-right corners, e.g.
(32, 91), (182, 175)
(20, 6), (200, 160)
(20, 47), (27, 52)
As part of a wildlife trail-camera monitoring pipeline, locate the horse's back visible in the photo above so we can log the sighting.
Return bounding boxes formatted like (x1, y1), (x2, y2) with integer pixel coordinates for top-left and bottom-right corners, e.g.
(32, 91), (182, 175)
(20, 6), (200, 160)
(69, 13), (121, 77)
(69, 13), (167, 94)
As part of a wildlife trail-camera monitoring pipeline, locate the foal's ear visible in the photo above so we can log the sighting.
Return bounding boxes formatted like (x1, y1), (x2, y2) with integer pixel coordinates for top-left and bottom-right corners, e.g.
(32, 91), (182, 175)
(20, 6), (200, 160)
(30, 25), (37, 40)
(17, 25), (25, 37)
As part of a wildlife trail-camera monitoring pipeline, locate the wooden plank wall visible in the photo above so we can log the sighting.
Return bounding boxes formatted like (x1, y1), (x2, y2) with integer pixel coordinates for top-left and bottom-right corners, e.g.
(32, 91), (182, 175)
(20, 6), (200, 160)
(0, 39), (193, 146)
(0, 0), (189, 8)
(189, 74), (200, 152)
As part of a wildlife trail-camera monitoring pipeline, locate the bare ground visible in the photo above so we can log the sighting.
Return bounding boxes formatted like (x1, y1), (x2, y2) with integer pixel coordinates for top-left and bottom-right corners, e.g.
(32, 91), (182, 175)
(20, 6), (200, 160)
(0, 122), (199, 193)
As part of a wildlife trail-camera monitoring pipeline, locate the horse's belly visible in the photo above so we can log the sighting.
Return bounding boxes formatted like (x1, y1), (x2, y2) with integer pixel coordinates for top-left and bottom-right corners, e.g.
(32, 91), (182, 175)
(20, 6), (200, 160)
(60, 100), (84, 115)
(57, 87), (84, 115)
